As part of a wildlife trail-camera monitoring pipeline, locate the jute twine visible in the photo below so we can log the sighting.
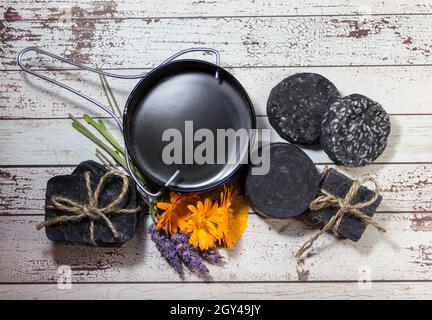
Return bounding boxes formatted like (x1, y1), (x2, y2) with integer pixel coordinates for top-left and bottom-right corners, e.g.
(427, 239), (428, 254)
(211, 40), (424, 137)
(36, 170), (140, 246)
(295, 175), (386, 261)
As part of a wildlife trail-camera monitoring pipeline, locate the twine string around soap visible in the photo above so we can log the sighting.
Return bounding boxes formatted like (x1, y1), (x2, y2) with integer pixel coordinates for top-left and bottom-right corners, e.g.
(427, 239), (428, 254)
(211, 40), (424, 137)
(295, 176), (386, 261)
(36, 170), (141, 246)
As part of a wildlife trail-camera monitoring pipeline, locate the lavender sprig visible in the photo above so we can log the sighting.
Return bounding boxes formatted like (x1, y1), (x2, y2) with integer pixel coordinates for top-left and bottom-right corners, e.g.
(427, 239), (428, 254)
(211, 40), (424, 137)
(149, 225), (182, 273)
(199, 248), (224, 264)
(171, 232), (209, 274)
(150, 225), (213, 275)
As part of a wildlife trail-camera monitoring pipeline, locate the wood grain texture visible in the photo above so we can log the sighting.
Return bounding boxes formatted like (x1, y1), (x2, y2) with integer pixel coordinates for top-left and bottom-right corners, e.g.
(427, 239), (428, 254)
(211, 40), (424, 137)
(0, 116), (430, 165)
(1, 164), (431, 215)
(3, 14), (432, 70)
(2, 0), (432, 300)
(1, 213), (432, 282)
(2, 65), (432, 119)
(3, 0), (432, 21)
(1, 282), (432, 300)
(0, 167), (71, 215)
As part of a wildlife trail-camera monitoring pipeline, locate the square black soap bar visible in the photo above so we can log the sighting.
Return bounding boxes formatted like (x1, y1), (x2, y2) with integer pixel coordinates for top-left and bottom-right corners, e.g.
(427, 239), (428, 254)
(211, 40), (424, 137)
(44, 161), (142, 246)
(303, 168), (382, 242)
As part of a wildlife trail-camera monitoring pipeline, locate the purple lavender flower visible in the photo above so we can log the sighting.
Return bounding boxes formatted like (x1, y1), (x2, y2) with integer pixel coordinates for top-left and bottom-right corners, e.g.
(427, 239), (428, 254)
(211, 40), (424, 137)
(150, 225), (210, 275)
(171, 232), (209, 274)
(199, 248), (223, 264)
(149, 225), (182, 273)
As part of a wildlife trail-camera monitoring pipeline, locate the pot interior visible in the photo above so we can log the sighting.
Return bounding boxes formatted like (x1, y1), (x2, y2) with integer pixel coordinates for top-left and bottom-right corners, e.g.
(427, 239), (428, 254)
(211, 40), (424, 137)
(124, 60), (255, 192)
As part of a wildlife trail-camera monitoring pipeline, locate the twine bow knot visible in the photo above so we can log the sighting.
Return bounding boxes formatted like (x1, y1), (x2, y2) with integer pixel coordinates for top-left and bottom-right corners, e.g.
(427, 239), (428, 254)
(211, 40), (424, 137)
(295, 176), (385, 261)
(36, 170), (141, 246)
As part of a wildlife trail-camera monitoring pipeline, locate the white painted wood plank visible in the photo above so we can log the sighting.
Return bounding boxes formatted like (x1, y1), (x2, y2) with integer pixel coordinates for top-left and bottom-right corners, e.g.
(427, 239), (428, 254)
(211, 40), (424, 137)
(2, 66), (432, 119)
(0, 116), (429, 165)
(1, 282), (431, 300)
(3, 0), (432, 20)
(3, 15), (432, 69)
(1, 164), (430, 215)
(0, 213), (431, 282)
(0, 167), (71, 215)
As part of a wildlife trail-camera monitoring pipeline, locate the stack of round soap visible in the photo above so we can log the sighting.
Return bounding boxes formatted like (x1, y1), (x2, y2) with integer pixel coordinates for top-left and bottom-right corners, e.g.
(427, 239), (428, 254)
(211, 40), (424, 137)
(267, 73), (391, 167)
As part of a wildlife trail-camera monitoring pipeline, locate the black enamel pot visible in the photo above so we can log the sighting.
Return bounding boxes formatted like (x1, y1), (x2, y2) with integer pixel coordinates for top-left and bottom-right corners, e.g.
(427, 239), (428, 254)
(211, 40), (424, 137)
(17, 48), (256, 196)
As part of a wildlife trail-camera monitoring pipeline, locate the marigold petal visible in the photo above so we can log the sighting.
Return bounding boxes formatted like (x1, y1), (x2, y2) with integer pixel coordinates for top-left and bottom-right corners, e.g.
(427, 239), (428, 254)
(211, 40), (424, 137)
(170, 192), (179, 203)
(156, 202), (170, 210)
(196, 200), (204, 213)
(187, 204), (199, 215)
(198, 228), (216, 251)
(218, 185), (249, 249)
(204, 198), (213, 211)
(189, 230), (200, 248)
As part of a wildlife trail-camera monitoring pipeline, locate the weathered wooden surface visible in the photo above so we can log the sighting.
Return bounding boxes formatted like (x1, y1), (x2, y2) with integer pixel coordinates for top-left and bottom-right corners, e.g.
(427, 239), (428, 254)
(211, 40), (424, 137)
(1, 213), (432, 283)
(1, 165), (431, 215)
(1, 0), (432, 300)
(3, 0), (432, 20)
(3, 14), (432, 70)
(2, 66), (432, 119)
(0, 116), (430, 165)
(1, 282), (432, 300)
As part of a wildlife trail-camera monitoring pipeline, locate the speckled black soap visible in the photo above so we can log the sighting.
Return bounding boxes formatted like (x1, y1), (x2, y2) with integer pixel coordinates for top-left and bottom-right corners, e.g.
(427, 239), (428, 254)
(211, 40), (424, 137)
(245, 143), (320, 218)
(44, 161), (142, 246)
(303, 168), (382, 241)
(320, 94), (391, 167)
(267, 73), (341, 145)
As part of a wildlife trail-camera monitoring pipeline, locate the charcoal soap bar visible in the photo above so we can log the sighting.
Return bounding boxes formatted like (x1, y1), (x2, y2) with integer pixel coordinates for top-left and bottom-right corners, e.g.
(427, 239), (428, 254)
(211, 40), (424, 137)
(245, 143), (320, 218)
(71, 160), (107, 177)
(303, 168), (382, 241)
(267, 73), (341, 145)
(320, 94), (391, 167)
(44, 161), (142, 246)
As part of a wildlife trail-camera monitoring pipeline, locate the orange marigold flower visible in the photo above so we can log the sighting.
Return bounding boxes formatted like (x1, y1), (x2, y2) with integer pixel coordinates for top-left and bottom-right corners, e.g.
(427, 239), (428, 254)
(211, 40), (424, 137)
(219, 184), (249, 249)
(184, 198), (226, 251)
(156, 192), (199, 235)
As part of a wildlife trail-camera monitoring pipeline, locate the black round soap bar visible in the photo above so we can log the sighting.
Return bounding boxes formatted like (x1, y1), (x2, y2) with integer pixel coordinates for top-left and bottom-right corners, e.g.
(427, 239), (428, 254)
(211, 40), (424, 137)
(245, 143), (320, 219)
(267, 73), (341, 145)
(320, 94), (391, 167)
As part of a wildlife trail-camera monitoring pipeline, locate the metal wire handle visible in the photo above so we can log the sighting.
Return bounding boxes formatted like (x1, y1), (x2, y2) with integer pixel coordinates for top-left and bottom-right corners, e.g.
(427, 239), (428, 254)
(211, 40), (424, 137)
(16, 46), (221, 197)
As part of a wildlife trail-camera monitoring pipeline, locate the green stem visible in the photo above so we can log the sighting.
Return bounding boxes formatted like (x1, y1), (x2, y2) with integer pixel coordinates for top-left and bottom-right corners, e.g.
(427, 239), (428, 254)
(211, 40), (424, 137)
(96, 64), (118, 117)
(98, 119), (124, 153)
(96, 148), (117, 169)
(96, 152), (110, 168)
(69, 114), (127, 169)
(103, 74), (122, 117)
(98, 73), (116, 116)
(150, 210), (156, 224)
(83, 114), (124, 154)
(148, 197), (160, 224)
(99, 70), (122, 117)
